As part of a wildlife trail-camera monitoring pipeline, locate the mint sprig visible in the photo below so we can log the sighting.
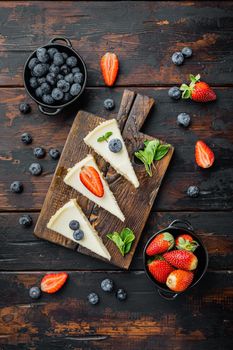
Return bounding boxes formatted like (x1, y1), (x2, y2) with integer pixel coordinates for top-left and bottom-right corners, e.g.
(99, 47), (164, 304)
(97, 131), (113, 142)
(107, 228), (135, 256)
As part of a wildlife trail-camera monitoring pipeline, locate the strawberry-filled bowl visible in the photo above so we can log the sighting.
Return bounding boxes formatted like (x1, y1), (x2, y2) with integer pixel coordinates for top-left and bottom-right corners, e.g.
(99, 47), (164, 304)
(143, 219), (208, 300)
(24, 36), (87, 116)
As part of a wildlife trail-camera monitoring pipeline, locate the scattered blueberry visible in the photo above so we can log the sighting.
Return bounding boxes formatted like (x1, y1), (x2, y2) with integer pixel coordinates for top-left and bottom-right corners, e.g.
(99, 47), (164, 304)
(73, 229), (84, 241)
(29, 163), (42, 176)
(53, 52), (64, 66)
(35, 86), (43, 98)
(19, 102), (31, 114)
(52, 88), (64, 101)
(29, 286), (41, 299)
(168, 86), (181, 100)
(49, 64), (60, 75)
(87, 292), (99, 305)
(40, 82), (51, 94)
(48, 47), (58, 59)
(36, 47), (49, 63)
(172, 52), (184, 66)
(62, 52), (68, 60)
(46, 72), (57, 86)
(73, 72), (83, 84)
(72, 67), (80, 74)
(66, 56), (78, 67)
(69, 220), (80, 231)
(42, 94), (54, 105)
(10, 181), (23, 193)
(28, 57), (39, 70)
(37, 77), (46, 85)
(33, 63), (48, 77)
(30, 77), (38, 89)
(104, 98), (115, 111)
(33, 147), (46, 159)
(116, 288), (127, 301)
(70, 83), (81, 96)
(60, 64), (70, 75)
(64, 73), (74, 84)
(187, 186), (200, 198)
(63, 92), (72, 103)
(177, 113), (191, 127)
(49, 148), (60, 160)
(108, 138), (122, 153)
(21, 132), (32, 145)
(101, 278), (114, 292)
(57, 79), (70, 93)
(182, 47), (193, 58)
(19, 214), (33, 227)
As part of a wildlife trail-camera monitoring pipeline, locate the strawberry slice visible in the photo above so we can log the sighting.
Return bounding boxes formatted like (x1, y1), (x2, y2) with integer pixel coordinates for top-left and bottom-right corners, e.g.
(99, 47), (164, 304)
(80, 166), (104, 197)
(100, 52), (119, 86)
(41, 272), (68, 294)
(195, 140), (215, 168)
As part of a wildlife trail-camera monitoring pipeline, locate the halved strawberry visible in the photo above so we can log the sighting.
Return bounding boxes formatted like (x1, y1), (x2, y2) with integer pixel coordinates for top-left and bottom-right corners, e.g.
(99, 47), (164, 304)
(80, 166), (104, 197)
(180, 74), (216, 102)
(100, 52), (119, 86)
(41, 272), (68, 294)
(195, 140), (215, 168)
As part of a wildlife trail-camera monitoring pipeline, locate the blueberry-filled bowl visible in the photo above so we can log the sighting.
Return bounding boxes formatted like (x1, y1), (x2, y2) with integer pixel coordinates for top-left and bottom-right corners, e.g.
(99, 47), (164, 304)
(143, 219), (208, 300)
(24, 37), (87, 116)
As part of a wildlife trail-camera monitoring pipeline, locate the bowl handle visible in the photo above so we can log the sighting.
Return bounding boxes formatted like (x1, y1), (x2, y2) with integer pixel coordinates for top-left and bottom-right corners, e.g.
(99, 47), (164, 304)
(169, 219), (193, 232)
(158, 289), (178, 300)
(49, 36), (72, 48)
(38, 105), (62, 116)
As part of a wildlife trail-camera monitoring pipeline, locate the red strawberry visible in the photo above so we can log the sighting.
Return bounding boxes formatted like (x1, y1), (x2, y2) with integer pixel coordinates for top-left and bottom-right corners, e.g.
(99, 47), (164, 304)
(147, 256), (174, 284)
(146, 232), (174, 256)
(180, 74), (216, 102)
(80, 166), (104, 197)
(195, 140), (215, 169)
(166, 270), (194, 292)
(163, 250), (198, 271)
(101, 52), (119, 86)
(175, 234), (199, 252)
(41, 272), (68, 294)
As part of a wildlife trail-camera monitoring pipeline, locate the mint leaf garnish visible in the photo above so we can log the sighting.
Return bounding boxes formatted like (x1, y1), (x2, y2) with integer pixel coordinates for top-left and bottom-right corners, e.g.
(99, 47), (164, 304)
(97, 131), (113, 142)
(107, 228), (135, 256)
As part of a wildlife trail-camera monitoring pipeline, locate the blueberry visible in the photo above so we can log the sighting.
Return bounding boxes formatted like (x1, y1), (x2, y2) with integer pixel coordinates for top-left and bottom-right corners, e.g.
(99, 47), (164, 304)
(69, 220), (80, 230)
(168, 86), (181, 100)
(35, 87), (43, 98)
(87, 292), (99, 305)
(57, 73), (64, 81)
(36, 47), (49, 63)
(48, 47), (58, 59)
(72, 67), (80, 74)
(40, 82), (51, 94)
(29, 77), (38, 89)
(33, 147), (46, 159)
(29, 286), (41, 299)
(73, 229), (84, 241)
(46, 73), (57, 86)
(57, 79), (70, 92)
(60, 64), (70, 75)
(177, 113), (191, 127)
(49, 148), (60, 160)
(28, 57), (39, 70)
(53, 52), (64, 66)
(29, 163), (42, 176)
(104, 98), (115, 111)
(64, 73), (74, 84)
(73, 72), (83, 84)
(171, 52), (184, 66)
(187, 186), (200, 198)
(182, 47), (193, 58)
(10, 181), (23, 193)
(116, 288), (127, 301)
(108, 138), (122, 153)
(70, 83), (81, 96)
(33, 63), (48, 77)
(49, 64), (60, 75)
(66, 56), (78, 67)
(19, 102), (31, 114)
(42, 94), (54, 105)
(37, 77), (46, 85)
(101, 278), (114, 292)
(19, 214), (33, 227)
(52, 88), (64, 101)
(63, 92), (72, 103)
(62, 52), (68, 60)
(21, 133), (32, 144)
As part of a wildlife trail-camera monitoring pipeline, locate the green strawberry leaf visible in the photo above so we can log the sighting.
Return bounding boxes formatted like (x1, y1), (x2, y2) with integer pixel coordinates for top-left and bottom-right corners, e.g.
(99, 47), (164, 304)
(107, 228), (135, 256)
(97, 131), (113, 142)
(154, 144), (170, 160)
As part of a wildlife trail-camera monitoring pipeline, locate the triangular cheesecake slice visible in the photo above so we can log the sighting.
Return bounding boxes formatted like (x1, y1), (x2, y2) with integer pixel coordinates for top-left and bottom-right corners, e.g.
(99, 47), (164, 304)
(47, 199), (111, 260)
(84, 119), (139, 188)
(64, 154), (125, 222)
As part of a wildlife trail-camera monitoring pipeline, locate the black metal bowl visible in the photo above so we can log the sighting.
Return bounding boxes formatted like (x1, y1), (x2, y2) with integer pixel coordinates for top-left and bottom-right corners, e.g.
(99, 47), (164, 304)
(24, 36), (87, 116)
(143, 219), (208, 300)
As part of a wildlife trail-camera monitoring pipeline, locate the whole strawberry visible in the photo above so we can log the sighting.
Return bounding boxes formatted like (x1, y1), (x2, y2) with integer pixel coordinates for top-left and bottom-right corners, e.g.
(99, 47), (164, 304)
(180, 74), (216, 102)
(166, 270), (194, 292)
(163, 250), (198, 271)
(175, 234), (199, 252)
(147, 256), (174, 284)
(146, 232), (174, 256)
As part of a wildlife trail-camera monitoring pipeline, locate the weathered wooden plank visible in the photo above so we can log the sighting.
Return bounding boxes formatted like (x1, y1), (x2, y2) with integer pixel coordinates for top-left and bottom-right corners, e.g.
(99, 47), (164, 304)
(0, 211), (232, 271)
(0, 87), (232, 211)
(0, 270), (232, 349)
(0, 1), (233, 86)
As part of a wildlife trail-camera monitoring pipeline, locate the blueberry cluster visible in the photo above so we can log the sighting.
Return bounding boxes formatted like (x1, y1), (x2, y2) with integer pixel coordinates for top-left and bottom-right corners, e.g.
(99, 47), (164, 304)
(87, 278), (127, 305)
(69, 220), (84, 241)
(171, 47), (192, 66)
(28, 47), (84, 105)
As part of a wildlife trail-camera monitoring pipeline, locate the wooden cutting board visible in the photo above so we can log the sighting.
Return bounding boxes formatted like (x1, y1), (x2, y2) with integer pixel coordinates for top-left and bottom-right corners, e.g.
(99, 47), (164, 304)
(34, 89), (174, 269)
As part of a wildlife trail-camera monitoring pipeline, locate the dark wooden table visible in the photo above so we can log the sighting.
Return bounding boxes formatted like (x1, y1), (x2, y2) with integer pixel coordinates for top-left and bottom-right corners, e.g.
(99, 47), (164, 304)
(0, 2), (233, 349)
